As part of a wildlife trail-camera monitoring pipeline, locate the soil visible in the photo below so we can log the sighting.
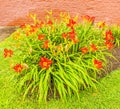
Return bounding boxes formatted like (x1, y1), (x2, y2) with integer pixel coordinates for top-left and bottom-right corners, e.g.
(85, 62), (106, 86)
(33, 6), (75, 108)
(0, 26), (18, 42)
(107, 48), (120, 71)
(0, 26), (120, 72)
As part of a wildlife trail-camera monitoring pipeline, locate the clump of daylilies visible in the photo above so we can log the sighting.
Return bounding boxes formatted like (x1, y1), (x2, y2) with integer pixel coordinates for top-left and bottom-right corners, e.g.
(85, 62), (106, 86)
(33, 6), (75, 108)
(3, 12), (116, 103)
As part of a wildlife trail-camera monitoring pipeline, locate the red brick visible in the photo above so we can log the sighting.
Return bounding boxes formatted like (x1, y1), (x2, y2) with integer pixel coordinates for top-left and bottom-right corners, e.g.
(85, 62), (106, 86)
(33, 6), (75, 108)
(0, 0), (120, 26)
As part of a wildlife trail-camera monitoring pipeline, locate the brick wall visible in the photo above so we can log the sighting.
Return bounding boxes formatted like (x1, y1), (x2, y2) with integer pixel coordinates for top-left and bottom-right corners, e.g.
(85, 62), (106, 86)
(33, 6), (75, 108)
(0, 0), (120, 26)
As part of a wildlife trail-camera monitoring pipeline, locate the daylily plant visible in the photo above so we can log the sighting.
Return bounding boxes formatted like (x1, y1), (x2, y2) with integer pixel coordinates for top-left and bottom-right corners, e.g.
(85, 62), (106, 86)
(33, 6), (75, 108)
(3, 12), (117, 103)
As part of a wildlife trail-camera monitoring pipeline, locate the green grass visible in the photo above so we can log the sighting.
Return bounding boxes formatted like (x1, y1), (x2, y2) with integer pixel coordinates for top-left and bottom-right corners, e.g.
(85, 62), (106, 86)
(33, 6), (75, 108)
(0, 38), (120, 109)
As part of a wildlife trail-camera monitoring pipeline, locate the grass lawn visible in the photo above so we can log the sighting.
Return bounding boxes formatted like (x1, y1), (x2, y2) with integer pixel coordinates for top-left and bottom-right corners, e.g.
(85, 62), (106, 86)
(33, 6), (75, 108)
(0, 38), (120, 109)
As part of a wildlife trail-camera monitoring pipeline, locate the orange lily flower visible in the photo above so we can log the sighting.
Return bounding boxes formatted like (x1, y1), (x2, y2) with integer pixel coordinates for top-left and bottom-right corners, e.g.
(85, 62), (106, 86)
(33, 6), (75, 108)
(94, 59), (102, 69)
(42, 40), (49, 49)
(90, 44), (98, 52)
(62, 33), (68, 39)
(105, 30), (114, 41)
(47, 20), (53, 25)
(39, 57), (52, 69)
(67, 19), (76, 28)
(4, 48), (13, 58)
(38, 34), (46, 40)
(13, 64), (23, 73)
(105, 41), (114, 50)
(97, 21), (105, 28)
(81, 15), (95, 23)
(81, 47), (88, 54)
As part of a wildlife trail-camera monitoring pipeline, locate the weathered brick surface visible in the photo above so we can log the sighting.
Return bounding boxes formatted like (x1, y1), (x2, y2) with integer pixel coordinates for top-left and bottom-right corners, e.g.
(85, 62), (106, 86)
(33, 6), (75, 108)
(0, 0), (120, 26)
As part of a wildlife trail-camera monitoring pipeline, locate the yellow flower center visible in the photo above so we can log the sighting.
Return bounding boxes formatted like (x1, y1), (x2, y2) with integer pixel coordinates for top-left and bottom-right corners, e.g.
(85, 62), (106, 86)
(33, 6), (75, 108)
(43, 62), (48, 66)
(7, 52), (11, 57)
(18, 67), (22, 71)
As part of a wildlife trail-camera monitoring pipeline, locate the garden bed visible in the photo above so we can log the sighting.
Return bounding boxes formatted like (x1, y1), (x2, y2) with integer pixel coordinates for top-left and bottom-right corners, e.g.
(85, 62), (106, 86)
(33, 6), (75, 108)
(0, 13), (120, 103)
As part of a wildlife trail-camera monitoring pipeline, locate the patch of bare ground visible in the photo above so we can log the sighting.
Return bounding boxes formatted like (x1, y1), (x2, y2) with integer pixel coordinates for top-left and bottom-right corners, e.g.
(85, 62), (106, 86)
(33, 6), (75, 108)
(0, 26), (18, 42)
(107, 47), (120, 71)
